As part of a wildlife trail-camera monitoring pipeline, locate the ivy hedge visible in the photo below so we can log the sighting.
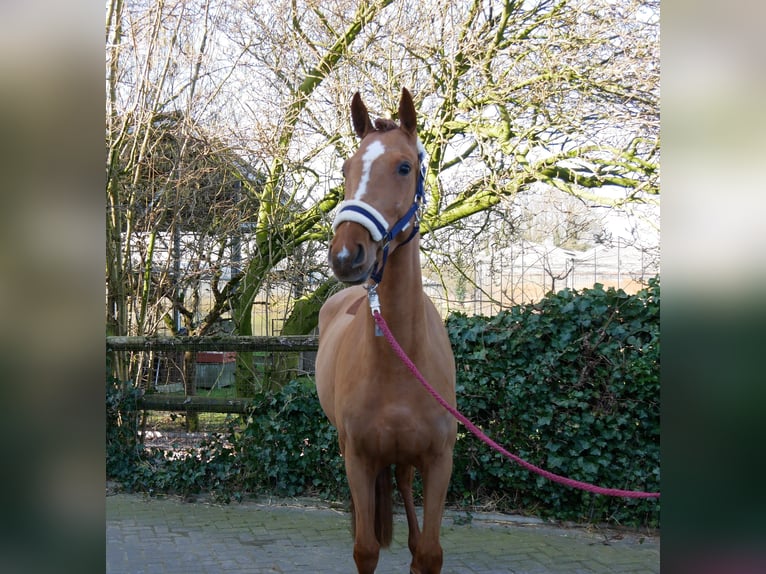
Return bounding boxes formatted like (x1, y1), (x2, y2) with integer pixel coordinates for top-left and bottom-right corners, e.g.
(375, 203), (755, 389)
(446, 278), (659, 527)
(106, 374), (348, 503)
(107, 278), (659, 527)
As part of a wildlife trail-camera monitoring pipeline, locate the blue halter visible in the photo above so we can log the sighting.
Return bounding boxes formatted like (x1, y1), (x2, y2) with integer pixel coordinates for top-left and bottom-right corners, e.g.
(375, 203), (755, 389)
(332, 147), (427, 285)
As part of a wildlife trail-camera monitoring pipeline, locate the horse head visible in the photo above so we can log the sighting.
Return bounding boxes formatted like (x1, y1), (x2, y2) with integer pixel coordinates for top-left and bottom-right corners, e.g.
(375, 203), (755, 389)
(329, 87), (424, 284)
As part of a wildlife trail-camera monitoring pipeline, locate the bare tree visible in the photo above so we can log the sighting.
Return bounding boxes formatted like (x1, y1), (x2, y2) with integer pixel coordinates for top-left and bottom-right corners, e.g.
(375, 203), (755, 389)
(106, 0), (659, 390)
(106, 0), (259, 391)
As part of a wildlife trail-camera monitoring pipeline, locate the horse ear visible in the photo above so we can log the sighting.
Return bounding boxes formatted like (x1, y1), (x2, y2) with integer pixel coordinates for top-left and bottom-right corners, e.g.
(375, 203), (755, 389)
(351, 92), (374, 139)
(398, 87), (417, 135)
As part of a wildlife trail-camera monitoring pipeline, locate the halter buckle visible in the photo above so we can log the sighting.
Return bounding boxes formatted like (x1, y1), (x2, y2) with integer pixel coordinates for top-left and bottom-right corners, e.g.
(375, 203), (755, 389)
(366, 283), (381, 315)
(365, 283), (383, 336)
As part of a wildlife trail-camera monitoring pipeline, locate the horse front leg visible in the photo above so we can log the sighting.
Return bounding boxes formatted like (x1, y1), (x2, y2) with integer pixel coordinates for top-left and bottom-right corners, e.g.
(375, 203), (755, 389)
(410, 452), (453, 574)
(395, 464), (420, 556)
(345, 450), (380, 574)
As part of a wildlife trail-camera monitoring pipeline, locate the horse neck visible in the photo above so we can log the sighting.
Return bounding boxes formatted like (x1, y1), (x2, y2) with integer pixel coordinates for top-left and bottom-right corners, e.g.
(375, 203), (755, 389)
(374, 236), (427, 345)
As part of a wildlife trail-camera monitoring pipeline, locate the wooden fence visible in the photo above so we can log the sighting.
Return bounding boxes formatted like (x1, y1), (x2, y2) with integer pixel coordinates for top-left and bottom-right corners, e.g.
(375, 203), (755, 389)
(106, 336), (319, 414)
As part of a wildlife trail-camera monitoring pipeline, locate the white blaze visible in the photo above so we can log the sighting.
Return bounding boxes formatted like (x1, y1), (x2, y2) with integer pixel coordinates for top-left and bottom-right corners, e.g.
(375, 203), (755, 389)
(354, 140), (386, 201)
(335, 245), (351, 261)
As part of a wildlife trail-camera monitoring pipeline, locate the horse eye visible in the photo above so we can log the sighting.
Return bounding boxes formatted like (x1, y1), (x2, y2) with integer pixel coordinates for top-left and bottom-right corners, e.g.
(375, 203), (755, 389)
(398, 162), (412, 176)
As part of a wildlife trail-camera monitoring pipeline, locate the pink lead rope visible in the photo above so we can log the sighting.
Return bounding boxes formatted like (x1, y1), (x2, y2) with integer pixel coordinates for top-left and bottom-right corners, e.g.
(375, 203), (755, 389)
(372, 309), (660, 499)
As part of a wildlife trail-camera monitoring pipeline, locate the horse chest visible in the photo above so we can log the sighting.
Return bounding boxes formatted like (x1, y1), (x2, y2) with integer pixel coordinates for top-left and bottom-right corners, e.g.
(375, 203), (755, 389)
(346, 424), (424, 464)
(340, 395), (453, 461)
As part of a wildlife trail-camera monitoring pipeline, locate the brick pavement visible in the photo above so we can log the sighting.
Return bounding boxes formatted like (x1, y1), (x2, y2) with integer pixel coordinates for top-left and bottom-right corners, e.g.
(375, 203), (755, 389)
(106, 493), (659, 573)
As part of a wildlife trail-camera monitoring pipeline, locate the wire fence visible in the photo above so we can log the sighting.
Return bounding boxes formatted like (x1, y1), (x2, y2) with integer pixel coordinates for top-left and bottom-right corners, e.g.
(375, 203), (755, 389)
(424, 239), (659, 317)
(183, 238), (660, 336)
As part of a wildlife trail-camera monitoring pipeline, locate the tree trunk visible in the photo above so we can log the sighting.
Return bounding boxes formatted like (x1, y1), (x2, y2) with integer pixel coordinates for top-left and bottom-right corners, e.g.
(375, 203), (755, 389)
(270, 278), (340, 387)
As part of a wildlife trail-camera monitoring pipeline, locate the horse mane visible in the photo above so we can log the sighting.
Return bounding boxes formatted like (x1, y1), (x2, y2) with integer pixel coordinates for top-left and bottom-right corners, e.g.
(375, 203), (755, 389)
(373, 118), (399, 132)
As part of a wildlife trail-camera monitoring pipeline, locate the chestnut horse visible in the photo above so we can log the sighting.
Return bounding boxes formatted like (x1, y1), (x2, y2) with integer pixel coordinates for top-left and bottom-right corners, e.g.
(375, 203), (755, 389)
(315, 88), (457, 574)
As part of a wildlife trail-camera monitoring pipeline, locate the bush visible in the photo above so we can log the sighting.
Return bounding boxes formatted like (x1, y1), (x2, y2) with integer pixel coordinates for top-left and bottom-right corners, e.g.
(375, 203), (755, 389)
(106, 373), (143, 482)
(106, 377), (347, 503)
(106, 278), (659, 527)
(229, 378), (348, 499)
(446, 278), (660, 527)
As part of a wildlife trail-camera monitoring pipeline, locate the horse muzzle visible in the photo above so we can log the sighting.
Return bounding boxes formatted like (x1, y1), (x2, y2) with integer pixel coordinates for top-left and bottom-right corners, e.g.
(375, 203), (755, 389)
(328, 224), (379, 284)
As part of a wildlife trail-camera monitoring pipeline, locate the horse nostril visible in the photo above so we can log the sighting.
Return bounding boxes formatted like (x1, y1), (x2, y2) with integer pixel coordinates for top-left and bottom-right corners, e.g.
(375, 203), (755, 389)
(352, 244), (365, 267)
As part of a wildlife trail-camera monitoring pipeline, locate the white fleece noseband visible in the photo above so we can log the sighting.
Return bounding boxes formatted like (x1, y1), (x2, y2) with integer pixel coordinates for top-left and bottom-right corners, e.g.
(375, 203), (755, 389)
(331, 199), (388, 242)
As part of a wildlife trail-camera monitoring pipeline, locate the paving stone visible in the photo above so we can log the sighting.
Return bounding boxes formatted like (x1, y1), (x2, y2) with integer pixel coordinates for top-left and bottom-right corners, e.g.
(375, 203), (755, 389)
(106, 493), (659, 573)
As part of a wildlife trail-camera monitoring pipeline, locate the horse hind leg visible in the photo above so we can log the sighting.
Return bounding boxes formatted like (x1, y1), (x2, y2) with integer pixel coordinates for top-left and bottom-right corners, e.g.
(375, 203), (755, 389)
(395, 464), (421, 556)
